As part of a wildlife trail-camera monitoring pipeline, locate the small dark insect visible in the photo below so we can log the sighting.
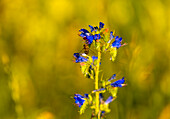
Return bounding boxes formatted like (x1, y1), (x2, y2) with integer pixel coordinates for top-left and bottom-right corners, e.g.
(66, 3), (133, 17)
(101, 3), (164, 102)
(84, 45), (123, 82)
(79, 44), (96, 55)
(79, 44), (90, 55)
(83, 44), (89, 55)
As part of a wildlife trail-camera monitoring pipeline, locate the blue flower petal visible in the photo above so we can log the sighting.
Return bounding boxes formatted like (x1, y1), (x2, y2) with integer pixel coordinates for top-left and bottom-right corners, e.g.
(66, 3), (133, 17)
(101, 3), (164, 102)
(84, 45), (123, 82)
(80, 33), (87, 38)
(115, 37), (122, 42)
(94, 34), (101, 40)
(99, 22), (104, 29)
(110, 77), (125, 87)
(86, 35), (94, 44)
(84, 94), (89, 98)
(108, 74), (116, 82)
(74, 53), (80, 59)
(105, 96), (113, 104)
(99, 93), (103, 100)
(79, 29), (89, 33)
(76, 57), (88, 63)
(101, 111), (105, 117)
(112, 40), (122, 48)
(92, 56), (98, 61)
(74, 94), (86, 108)
(93, 88), (105, 93)
(89, 25), (94, 32)
(115, 36), (118, 39)
(74, 53), (88, 63)
(94, 26), (98, 31)
(110, 31), (114, 40)
(111, 36), (123, 48)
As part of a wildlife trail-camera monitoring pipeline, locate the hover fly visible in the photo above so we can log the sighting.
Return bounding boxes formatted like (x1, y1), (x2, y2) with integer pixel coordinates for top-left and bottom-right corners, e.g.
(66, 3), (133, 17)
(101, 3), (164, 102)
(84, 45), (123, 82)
(79, 43), (96, 55)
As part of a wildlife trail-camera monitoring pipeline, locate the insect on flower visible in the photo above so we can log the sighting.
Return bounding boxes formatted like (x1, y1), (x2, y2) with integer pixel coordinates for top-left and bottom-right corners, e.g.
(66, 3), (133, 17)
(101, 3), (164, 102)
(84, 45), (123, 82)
(78, 44), (90, 55)
(83, 44), (90, 55)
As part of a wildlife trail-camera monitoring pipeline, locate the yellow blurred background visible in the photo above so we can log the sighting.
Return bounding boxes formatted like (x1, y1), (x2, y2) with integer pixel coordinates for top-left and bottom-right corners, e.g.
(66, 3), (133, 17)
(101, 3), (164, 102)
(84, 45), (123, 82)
(0, 0), (170, 119)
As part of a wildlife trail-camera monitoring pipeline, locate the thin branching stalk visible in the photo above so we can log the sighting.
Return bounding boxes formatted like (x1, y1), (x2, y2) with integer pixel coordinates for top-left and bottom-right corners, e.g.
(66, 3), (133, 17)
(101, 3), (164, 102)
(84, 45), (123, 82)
(73, 22), (126, 119)
(95, 41), (101, 118)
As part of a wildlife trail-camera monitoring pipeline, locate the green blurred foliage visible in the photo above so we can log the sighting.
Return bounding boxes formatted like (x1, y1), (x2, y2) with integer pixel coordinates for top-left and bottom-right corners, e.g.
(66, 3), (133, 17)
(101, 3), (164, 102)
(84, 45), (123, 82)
(0, 0), (170, 119)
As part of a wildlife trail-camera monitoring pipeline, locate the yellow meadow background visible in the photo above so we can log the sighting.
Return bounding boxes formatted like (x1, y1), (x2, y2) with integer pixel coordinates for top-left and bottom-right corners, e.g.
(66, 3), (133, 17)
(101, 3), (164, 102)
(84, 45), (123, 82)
(0, 0), (170, 119)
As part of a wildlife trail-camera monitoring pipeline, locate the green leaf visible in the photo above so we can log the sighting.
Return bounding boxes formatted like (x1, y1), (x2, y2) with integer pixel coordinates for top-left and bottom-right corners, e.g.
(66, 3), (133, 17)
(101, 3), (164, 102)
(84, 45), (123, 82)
(105, 80), (112, 86)
(108, 86), (118, 97)
(88, 56), (93, 63)
(79, 100), (88, 115)
(100, 103), (111, 113)
(90, 105), (95, 109)
(80, 63), (94, 79)
(89, 69), (94, 79)
(88, 94), (93, 104)
(101, 80), (106, 87)
(103, 32), (109, 42)
(110, 47), (117, 61)
(80, 63), (87, 74)
(101, 45), (106, 52)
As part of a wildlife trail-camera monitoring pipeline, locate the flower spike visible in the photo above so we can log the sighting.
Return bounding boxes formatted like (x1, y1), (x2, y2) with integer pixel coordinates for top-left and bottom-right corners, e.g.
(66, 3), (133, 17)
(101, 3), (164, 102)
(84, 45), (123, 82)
(73, 22), (127, 118)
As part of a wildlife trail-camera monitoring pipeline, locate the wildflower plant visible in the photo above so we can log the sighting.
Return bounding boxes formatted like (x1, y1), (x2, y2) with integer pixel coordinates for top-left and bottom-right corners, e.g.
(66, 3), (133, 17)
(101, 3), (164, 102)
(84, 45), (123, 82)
(73, 22), (127, 118)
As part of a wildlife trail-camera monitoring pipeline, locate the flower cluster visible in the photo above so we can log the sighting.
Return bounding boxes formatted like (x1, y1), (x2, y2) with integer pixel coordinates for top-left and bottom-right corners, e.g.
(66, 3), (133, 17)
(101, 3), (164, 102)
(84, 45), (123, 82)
(79, 22), (104, 45)
(73, 22), (127, 118)
(73, 53), (88, 63)
(74, 94), (86, 108)
(73, 53), (99, 79)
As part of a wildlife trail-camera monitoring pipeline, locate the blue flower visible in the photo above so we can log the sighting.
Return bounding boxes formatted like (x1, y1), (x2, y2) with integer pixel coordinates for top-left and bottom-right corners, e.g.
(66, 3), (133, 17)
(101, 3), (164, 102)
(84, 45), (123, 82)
(108, 74), (116, 82)
(79, 22), (104, 44)
(79, 29), (89, 38)
(74, 94), (86, 108)
(105, 96), (113, 104)
(79, 29), (89, 34)
(99, 22), (104, 29)
(92, 56), (98, 61)
(94, 26), (98, 31)
(94, 34), (101, 40)
(86, 35), (94, 44)
(74, 53), (88, 63)
(111, 36), (123, 48)
(99, 93), (103, 100)
(84, 94), (89, 98)
(107, 31), (114, 44)
(79, 29), (94, 44)
(110, 77), (125, 87)
(101, 111), (105, 117)
(89, 25), (94, 32)
(110, 31), (114, 40)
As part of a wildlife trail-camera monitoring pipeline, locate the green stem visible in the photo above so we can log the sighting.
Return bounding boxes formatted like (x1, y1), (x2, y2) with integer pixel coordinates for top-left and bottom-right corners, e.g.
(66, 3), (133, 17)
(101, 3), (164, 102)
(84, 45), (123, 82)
(95, 43), (101, 119)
